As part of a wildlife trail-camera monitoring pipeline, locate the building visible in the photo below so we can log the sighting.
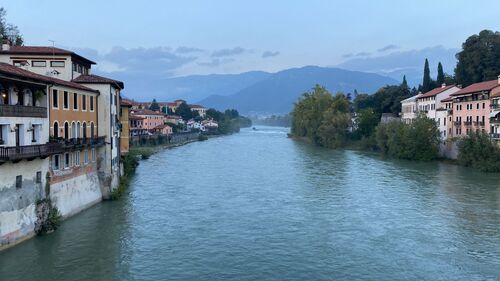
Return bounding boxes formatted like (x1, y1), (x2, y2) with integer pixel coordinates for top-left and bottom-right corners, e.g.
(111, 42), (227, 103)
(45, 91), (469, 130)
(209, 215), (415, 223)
(73, 74), (124, 196)
(129, 114), (147, 136)
(0, 62), (57, 249)
(151, 124), (172, 135)
(164, 115), (183, 125)
(449, 78), (500, 137)
(189, 104), (207, 118)
(130, 109), (166, 133)
(0, 44), (95, 82)
(417, 84), (460, 120)
(120, 99), (132, 155)
(400, 93), (422, 124)
(489, 77), (500, 142)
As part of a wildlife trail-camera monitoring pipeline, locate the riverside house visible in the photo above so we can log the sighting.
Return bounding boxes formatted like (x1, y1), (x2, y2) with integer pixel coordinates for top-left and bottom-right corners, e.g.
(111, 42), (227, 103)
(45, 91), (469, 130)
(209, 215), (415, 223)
(400, 93), (422, 124)
(449, 77), (500, 137)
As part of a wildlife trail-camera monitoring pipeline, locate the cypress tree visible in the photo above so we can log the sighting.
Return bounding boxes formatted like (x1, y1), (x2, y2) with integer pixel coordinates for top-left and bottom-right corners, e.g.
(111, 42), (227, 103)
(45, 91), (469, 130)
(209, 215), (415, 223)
(437, 62), (445, 86)
(422, 59), (431, 92)
(402, 75), (408, 89)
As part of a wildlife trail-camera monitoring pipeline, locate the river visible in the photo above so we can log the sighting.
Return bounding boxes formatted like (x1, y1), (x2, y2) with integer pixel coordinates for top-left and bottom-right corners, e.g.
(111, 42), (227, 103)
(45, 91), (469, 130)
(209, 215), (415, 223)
(0, 126), (499, 280)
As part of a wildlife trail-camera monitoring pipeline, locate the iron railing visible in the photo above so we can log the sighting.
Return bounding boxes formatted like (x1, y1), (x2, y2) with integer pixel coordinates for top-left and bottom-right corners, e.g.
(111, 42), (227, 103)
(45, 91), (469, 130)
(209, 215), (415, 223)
(0, 143), (64, 162)
(0, 104), (47, 118)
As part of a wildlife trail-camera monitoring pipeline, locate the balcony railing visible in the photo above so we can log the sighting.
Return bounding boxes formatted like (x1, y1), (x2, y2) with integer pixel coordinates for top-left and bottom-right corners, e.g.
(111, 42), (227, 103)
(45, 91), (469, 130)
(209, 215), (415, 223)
(50, 136), (106, 149)
(473, 121), (485, 126)
(490, 119), (500, 124)
(0, 143), (64, 162)
(453, 121), (462, 126)
(0, 104), (47, 118)
(490, 133), (500, 139)
(490, 104), (500, 109)
(464, 121), (472, 126)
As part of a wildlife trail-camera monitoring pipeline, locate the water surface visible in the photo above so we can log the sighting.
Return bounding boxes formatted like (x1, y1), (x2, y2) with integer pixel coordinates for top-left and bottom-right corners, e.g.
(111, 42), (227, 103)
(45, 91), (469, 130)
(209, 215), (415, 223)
(1, 126), (499, 280)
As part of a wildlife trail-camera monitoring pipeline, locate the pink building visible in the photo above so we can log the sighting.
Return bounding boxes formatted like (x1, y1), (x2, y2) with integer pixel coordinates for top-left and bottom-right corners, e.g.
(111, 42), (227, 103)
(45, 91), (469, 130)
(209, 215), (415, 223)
(449, 78), (500, 137)
(130, 109), (165, 130)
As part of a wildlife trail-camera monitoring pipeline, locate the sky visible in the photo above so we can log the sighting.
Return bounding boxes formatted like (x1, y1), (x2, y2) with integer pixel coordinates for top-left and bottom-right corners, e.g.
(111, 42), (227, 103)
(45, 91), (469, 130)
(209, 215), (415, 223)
(2, 0), (499, 90)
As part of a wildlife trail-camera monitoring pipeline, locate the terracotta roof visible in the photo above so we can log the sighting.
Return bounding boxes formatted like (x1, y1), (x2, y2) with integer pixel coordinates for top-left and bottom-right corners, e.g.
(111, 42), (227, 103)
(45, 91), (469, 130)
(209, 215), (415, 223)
(189, 104), (205, 109)
(441, 96), (453, 102)
(73, 74), (124, 89)
(120, 99), (133, 107)
(0, 46), (96, 65)
(130, 109), (165, 116)
(418, 85), (456, 99)
(451, 79), (500, 97)
(164, 115), (181, 119)
(129, 114), (144, 120)
(0, 62), (99, 93)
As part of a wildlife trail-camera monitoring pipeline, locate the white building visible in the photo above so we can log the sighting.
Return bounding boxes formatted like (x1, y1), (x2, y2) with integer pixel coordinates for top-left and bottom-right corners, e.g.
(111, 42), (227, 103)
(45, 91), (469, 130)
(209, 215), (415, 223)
(400, 93), (422, 124)
(417, 84), (460, 120)
(73, 74), (125, 197)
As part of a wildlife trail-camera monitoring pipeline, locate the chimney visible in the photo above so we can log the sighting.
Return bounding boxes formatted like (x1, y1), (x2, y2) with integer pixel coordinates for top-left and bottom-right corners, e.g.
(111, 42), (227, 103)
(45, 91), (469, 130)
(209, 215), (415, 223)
(1, 37), (11, 51)
(441, 83), (446, 88)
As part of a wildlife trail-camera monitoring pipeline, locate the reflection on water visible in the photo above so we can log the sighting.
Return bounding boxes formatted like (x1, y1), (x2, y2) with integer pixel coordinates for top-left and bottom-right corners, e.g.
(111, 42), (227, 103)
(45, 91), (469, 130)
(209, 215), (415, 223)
(1, 126), (499, 281)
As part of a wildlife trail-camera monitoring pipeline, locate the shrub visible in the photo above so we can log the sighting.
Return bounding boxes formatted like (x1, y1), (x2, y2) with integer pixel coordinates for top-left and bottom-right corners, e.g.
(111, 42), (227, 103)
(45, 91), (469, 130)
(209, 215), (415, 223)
(457, 132), (500, 172)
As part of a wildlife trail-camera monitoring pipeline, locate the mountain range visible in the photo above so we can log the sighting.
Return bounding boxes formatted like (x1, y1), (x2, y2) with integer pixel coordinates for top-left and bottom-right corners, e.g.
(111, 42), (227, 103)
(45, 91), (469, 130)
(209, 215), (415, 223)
(199, 66), (397, 114)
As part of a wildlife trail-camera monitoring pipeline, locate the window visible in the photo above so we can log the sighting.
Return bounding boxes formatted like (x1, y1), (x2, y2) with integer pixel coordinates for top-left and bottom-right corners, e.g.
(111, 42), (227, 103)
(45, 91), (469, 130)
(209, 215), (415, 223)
(75, 151), (80, 166)
(82, 95), (86, 110)
(483, 103), (485, 109)
(16, 175), (22, 188)
(73, 63), (77, 72)
(63, 91), (69, 109)
(84, 149), (89, 164)
(64, 153), (71, 169)
(32, 60), (47, 67)
(50, 61), (65, 67)
(52, 89), (58, 108)
(36, 171), (42, 183)
(91, 148), (96, 162)
(0, 124), (7, 145)
(73, 93), (78, 110)
(13, 60), (28, 67)
(53, 155), (60, 170)
(90, 96), (94, 111)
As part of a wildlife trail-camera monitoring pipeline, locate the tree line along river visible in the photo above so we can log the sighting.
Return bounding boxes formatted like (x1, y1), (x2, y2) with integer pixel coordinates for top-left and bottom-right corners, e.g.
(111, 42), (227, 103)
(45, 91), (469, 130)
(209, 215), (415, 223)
(0, 126), (499, 280)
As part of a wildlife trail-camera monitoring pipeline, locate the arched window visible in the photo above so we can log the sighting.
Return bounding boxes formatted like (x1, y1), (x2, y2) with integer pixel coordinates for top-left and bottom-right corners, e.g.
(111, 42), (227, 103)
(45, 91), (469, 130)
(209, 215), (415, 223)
(64, 122), (69, 140)
(71, 122), (76, 139)
(76, 122), (81, 138)
(82, 122), (87, 139)
(90, 122), (95, 139)
(53, 121), (59, 138)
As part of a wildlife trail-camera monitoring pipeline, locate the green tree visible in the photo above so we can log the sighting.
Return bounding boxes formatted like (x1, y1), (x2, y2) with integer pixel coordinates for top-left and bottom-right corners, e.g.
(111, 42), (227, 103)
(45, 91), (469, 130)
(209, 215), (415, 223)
(356, 108), (379, 138)
(401, 75), (408, 91)
(161, 106), (167, 114)
(457, 132), (500, 172)
(175, 102), (194, 120)
(436, 62), (445, 86)
(291, 85), (335, 144)
(317, 93), (351, 148)
(422, 58), (432, 92)
(375, 116), (440, 161)
(0, 8), (23, 46)
(149, 99), (160, 111)
(455, 30), (500, 86)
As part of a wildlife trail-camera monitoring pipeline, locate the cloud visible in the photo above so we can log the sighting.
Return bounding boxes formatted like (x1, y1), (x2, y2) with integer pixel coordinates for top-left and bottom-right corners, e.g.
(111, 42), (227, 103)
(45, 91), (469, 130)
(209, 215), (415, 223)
(377, 44), (399, 52)
(197, 58), (235, 67)
(211, 47), (246, 57)
(342, 53), (354, 58)
(176, 46), (204, 54)
(262, 51), (280, 58)
(337, 45), (459, 86)
(342, 52), (371, 58)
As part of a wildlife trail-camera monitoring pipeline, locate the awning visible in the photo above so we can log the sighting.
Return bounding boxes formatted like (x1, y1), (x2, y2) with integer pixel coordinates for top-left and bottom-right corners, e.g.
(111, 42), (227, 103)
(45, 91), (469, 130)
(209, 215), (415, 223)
(490, 111), (500, 118)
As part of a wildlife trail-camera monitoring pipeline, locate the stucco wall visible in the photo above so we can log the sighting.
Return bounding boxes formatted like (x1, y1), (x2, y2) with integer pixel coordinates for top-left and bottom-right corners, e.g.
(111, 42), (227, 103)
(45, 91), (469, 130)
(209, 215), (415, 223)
(0, 159), (48, 248)
(49, 165), (102, 218)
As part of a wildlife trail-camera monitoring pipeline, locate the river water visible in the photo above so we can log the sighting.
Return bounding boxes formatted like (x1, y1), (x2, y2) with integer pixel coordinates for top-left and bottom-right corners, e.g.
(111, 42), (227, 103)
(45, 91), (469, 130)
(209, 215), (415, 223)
(1, 126), (499, 281)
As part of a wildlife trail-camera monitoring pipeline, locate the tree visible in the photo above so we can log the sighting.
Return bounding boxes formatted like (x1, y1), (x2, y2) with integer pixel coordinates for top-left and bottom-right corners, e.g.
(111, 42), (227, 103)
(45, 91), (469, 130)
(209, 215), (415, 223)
(356, 108), (379, 138)
(457, 132), (500, 172)
(401, 75), (408, 90)
(436, 62), (445, 86)
(317, 93), (351, 148)
(0, 8), (23, 46)
(175, 101), (193, 120)
(149, 99), (160, 111)
(291, 85), (336, 144)
(161, 106), (167, 114)
(375, 116), (440, 161)
(422, 58), (432, 92)
(455, 30), (500, 87)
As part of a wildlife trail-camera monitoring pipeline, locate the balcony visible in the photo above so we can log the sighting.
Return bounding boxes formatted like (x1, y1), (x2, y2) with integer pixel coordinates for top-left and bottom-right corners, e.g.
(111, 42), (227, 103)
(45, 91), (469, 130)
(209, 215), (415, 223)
(50, 136), (106, 150)
(0, 143), (64, 163)
(490, 118), (500, 124)
(453, 121), (462, 126)
(473, 121), (485, 126)
(0, 104), (47, 118)
(464, 121), (472, 126)
(491, 104), (500, 109)
(491, 133), (500, 140)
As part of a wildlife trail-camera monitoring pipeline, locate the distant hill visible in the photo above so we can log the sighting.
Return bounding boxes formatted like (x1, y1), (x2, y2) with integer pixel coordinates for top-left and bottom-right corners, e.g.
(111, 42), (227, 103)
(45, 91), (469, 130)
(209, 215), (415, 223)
(113, 71), (271, 102)
(200, 66), (398, 114)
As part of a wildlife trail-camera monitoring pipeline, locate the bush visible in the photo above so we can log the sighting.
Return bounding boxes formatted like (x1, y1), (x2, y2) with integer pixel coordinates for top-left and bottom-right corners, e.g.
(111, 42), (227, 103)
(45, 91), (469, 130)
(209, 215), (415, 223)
(375, 116), (440, 161)
(457, 132), (500, 172)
